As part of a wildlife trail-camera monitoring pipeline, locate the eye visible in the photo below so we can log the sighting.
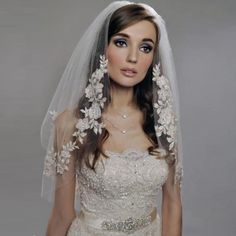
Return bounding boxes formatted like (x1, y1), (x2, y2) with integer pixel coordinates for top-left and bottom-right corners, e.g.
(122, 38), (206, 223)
(113, 39), (127, 47)
(140, 44), (153, 53)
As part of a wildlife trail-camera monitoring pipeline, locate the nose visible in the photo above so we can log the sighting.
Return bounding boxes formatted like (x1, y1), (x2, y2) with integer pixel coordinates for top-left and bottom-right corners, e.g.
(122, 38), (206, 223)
(127, 46), (138, 63)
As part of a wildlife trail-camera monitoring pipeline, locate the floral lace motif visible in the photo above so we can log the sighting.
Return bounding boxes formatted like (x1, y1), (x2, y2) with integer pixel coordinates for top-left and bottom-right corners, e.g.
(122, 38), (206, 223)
(175, 164), (183, 188)
(152, 63), (178, 151)
(43, 60), (183, 189)
(152, 63), (183, 186)
(43, 55), (107, 176)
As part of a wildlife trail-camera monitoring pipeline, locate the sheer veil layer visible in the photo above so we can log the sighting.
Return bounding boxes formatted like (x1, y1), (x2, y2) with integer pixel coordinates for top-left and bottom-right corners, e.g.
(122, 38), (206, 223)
(40, 1), (183, 211)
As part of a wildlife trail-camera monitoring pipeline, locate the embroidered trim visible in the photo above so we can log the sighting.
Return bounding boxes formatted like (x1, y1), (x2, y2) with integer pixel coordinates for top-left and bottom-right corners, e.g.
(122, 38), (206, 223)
(152, 63), (183, 186)
(42, 147), (56, 176)
(43, 55), (107, 176)
(175, 165), (183, 188)
(152, 63), (178, 151)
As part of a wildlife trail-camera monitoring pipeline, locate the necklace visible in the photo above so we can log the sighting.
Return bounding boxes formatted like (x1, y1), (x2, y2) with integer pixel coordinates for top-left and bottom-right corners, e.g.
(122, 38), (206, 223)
(112, 109), (131, 119)
(118, 112), (128, 119)
(109, 106), (136, 119)
(103, 117), (129, 134)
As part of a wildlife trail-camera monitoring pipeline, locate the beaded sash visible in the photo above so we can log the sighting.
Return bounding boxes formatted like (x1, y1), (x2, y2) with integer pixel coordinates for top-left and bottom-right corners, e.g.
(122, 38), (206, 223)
(79, 207), (157, 234)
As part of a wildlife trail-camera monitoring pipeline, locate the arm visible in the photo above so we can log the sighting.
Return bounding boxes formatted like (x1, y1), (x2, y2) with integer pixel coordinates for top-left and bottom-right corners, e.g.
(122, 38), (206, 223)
(161, 162), (183, 236)
(45, 110), (77, 236)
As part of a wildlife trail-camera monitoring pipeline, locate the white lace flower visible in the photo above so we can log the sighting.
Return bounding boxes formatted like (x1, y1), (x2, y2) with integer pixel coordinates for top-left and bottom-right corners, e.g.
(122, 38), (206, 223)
(44, 55), (108, 175)
(91, 70), (104, 83)
(158, 107), (173, 129)
(156, 75), (169, 88)
(175, 165), (183, 188)
(75, 117), (90, 132)
(78, 54), (107, 136)
(49, 110), (58, 121)
(99, 97), (107, 108)
(152, 63), (161, 81)
(43, 147), (57, 176)
(88, 103), (101, 119)
(90, 120), (104, 134)
(154, 124), (165, 137)
(56, 141), (79, 174)
(77, 131), (87, 144)
(80, 107), (89, 117)
(152, 63), (177, 152)
(85, 84), (95, 99)
(157, 87), (169, 103)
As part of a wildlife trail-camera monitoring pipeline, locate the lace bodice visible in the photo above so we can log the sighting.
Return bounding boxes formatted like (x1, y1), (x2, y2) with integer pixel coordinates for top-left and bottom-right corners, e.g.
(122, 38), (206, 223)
(76, 148), (169, 220)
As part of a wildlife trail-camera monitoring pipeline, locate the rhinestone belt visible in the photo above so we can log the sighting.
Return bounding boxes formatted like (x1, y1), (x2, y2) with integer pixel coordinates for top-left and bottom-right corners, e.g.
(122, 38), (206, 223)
(80, 207), (157, 234)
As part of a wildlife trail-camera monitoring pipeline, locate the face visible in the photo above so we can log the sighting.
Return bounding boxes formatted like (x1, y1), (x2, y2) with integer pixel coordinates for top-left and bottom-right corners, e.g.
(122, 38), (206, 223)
(106, 20), (157, 87)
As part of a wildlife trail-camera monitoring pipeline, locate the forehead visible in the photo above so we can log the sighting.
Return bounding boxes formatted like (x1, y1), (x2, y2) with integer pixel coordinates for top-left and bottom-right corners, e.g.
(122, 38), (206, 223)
(114, 20), (157, 43)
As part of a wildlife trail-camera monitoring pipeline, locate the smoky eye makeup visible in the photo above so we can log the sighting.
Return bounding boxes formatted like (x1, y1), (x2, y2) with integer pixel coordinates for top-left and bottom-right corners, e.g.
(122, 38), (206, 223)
(113, 38), (127, 47)
(112, 37), (154, 53)
(141, 43), (153, 53)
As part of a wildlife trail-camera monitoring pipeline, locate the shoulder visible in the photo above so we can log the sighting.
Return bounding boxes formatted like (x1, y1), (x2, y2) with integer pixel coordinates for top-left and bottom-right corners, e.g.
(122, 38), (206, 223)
(54, 108), (78, 133)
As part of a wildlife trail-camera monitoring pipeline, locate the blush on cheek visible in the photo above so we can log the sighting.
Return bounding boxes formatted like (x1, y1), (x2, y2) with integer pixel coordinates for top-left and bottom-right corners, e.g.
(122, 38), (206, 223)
(106, 46), (118, 63)
(142, 61), (153, 74)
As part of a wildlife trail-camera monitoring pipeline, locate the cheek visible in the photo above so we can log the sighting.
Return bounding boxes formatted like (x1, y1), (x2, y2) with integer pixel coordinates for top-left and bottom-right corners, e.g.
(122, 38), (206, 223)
(140, 56), (153, 73)
(106, 47), (122, 66)
(106, 50), (124, 79)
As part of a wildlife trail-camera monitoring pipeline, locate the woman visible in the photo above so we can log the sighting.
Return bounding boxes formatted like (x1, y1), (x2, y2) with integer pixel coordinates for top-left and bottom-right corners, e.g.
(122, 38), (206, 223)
(40, 1), (183, 235)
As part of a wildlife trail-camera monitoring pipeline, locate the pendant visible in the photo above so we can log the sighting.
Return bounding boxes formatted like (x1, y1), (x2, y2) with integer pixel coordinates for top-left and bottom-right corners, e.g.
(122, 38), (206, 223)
(122, 130), (127, 134)
(122, 114), (127, 119)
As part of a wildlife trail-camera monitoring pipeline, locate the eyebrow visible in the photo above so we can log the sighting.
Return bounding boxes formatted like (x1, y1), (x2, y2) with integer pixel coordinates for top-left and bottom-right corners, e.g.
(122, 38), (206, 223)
(113, 32), (155, 45)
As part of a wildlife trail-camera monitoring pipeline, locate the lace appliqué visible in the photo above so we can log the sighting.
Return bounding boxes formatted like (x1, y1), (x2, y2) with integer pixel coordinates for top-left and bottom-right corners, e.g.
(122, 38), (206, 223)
(153, 63), (183, 187)
(43, 147), (56, 176)
(43, 141), (79, 176)
(75, 55), (107, 137)
(43, 55), (107, 176)
(152, 63), (178, 151)
(175, 164), (183, 188)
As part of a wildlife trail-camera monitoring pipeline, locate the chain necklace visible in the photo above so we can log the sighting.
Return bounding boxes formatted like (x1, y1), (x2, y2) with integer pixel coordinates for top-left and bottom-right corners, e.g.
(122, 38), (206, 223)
(112, 109), (131, 119)
(103, 117), (130, 134)
(117, 112), (128, 119)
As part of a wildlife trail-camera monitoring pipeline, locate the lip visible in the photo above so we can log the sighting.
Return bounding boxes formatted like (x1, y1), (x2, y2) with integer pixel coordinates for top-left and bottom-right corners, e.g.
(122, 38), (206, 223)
(120, 68), (137, 77)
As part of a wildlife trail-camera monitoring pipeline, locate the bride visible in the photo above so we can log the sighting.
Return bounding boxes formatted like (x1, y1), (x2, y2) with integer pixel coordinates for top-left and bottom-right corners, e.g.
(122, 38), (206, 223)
(40, 1), (183, 235)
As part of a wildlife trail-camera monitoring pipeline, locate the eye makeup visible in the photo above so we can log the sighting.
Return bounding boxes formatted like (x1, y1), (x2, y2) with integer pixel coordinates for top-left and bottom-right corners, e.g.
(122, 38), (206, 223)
(140, 44), (153, 53)
(113, 39), (127, 47)
(113, 38), (153, 53)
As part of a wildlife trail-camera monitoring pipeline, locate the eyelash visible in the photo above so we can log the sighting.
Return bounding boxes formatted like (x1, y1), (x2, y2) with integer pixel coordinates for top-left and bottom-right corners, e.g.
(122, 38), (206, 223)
(113, 39), (153, 54)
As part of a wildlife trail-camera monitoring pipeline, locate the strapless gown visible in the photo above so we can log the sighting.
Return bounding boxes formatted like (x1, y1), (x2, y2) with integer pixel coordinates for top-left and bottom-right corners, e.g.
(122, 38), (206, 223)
(67, 148), (169, 236)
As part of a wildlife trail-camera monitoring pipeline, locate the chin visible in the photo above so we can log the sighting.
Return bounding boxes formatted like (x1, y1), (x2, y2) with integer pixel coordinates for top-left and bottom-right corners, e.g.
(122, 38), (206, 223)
(110, 76), (144, 88)
(111, 79), (140, 88)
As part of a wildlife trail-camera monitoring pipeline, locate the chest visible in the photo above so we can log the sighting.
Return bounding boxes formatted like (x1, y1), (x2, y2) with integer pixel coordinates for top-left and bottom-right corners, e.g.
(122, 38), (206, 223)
(102, 111), (153, 152)
(78, 150), (169, 198)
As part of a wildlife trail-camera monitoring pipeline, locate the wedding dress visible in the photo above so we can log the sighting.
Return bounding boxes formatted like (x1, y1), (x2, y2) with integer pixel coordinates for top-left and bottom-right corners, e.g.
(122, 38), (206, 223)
(40, 3), (183, 235)
(67, 147), (169, 236)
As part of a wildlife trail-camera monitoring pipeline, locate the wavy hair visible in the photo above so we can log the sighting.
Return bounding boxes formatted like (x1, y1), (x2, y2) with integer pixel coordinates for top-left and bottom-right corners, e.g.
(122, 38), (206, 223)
(73, 4), (173, 172)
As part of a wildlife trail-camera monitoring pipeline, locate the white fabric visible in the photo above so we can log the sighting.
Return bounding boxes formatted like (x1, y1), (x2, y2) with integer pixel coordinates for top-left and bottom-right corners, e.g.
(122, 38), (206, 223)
(67, 148), (164, 235)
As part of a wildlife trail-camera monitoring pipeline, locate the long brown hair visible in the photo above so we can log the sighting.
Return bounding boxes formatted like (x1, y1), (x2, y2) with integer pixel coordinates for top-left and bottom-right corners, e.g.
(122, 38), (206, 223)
(74, 4), (172, 172)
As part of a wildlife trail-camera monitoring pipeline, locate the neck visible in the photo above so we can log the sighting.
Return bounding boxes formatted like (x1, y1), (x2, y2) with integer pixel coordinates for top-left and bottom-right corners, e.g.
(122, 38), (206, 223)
(109, 83), (136, 110)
